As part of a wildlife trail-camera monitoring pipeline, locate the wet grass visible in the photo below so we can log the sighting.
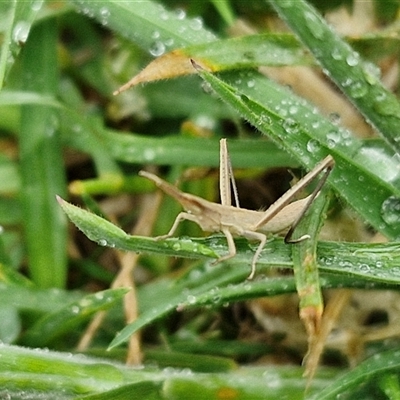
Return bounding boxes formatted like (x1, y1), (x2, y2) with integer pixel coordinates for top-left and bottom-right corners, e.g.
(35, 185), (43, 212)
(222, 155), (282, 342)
(1, 0), (400, 398)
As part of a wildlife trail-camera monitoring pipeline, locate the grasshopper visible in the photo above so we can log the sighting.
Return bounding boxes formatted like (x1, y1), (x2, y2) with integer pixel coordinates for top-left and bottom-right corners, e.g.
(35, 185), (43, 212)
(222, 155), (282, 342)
(139, 139), (334, 279)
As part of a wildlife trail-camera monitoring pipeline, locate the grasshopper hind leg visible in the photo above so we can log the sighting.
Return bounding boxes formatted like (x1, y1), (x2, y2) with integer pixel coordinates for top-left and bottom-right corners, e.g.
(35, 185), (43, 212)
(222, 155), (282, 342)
(242, 231), (267, 280)
(213, 228), (267, 280)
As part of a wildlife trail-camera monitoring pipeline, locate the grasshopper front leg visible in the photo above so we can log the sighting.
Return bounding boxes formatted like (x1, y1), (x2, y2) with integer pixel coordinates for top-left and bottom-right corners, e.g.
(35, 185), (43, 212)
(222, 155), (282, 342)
(155, 212), (199, 240)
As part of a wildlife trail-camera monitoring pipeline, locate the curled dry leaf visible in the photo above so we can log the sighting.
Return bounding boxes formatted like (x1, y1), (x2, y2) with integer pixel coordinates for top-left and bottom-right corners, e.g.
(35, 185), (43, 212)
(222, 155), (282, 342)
(113, 52), (210, 95)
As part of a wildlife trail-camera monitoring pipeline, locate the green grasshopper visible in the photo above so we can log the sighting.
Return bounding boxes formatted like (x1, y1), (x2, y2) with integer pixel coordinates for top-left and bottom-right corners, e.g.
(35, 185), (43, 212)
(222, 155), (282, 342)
(140, 139), (334, 279)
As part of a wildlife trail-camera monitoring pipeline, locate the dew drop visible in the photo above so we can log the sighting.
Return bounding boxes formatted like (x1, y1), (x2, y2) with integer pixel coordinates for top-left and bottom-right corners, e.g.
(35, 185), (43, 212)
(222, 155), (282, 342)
(71, 306), (80, 314)
(381, 196), (400, 226)
(346, 53), (359, 67)
(98, 239), (107, 246)
(149, 41), (166, 57)
(151, 30), (160, 39)
(12, 21), (30, 44)
(159, 11), (169, 21)
(201, 81), (214, 95)
(95, 292), (105, 300)
(143, 148), (156, 161)
(282, 118), (299, 134)
(174, 8), (186, 20)
(329, 112), (341, 125)
(373, 94), (400, 117)
(326, 130), (341, 148)
(190, 17), (203, 31)
(99, 7), (110, 25)
(79, 298), (93, 308)
(311, 121), (320, 129)
(306, 139), (321, 153)
(358, 263), (371, 273)
(349, 81), (367, 98)
(165, 38), (174, 47)
(304, 11), (324, 39)
(31, 0), (44, 11)
(363, 62), (381, 84)
(172, 242), (182, 251)
(331, 47), (343, 61)
(342, 78), (353, 88)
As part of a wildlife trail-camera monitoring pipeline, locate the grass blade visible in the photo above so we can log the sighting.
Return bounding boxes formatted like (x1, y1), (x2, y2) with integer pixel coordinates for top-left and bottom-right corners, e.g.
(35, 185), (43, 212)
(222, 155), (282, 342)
(115, 33), (312, 92)
(0, 0), (43, 89)
(192, 67), (400, 240)
(22, 288), (129, 347)
(19, 19), (67, 287)
(269, 0), (400, 154)
(313, 349), (400, 399)
(69, 0), (216, 53)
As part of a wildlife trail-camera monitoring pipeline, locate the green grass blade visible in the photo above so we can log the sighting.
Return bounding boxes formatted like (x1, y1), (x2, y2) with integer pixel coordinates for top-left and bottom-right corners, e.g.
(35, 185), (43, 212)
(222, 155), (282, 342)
(58, 193), (400, 284)
(19, 19), (67, 288)
(116, 33), (313, 89)
(0, 283), (82, 314)
(0, 0), (43, 90)
(210, 0), (235, 26)
(57, 196), (218, 259)
(0, 90), (63, 107)
(0, 344), (126, 397)
(69, 0), (216, 53)
(193, 67), (400, 240)
(0, 344), (337, 399)
(22, 288), (129, 347)
(100, 132), (295, 168)
(313, 349), (400, 400)
(77, 381), (164, 400)
(269, 0), (400, 154)
(292, 189), (330, 332)
(176, 33), (313, 68)
(107, 236), (400, 350)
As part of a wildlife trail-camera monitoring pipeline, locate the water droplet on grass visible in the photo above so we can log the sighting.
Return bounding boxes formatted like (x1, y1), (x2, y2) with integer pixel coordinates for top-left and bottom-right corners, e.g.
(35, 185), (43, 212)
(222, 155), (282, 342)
(329, 112), (341, 125)
(190, 17), (203, 31)
(149, 41), (165, 56)
(346, 53), (359, 66)
(282, 118), (299, 134)
(143, 148), (156, 161)
(174, 8), (186, 20)
(306, 139), (321, 153)
(381, 196), (400, 226)
(31, 0), (44, 11)
(304, 11), (324, 39)
(13, 21), (30, 44)
(349, 81), (367, 98)
(71, 306), (80, 314)
(172, 242), (182, 251)
(331, 47), (343, 60)
(99, 7), (110, 25)
(186, 294), (196, 304)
